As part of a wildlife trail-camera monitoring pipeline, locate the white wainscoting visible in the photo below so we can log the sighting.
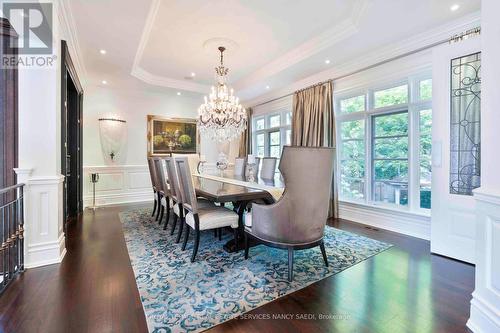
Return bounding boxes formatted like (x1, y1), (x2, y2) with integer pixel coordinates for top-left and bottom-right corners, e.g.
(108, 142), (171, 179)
(467, 189), (500, 333)
(15, 169), (66, 268)
(83, 165), (154, 208)
(339, 201), (431, 240)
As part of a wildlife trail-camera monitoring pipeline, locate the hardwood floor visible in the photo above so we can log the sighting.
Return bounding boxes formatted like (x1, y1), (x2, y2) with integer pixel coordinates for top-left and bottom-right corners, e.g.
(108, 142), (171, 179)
(0, 204), (474, 333)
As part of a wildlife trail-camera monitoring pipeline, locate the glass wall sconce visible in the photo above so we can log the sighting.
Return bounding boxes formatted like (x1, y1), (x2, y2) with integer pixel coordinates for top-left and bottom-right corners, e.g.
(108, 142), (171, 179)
(98, 117), (127, 162)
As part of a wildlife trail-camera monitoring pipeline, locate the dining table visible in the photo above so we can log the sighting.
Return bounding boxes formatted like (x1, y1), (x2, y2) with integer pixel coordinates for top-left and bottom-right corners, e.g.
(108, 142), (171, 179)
(192, 170), (285, 253)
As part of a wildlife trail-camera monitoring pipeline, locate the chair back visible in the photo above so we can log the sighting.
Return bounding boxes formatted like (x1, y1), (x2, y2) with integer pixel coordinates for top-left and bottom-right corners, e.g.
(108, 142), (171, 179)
(174, 157), (198, 213)
(147, 157), (157, 190)
(252, 146), (334, 244)
(261, 157), (277, 179)
(153, 158), (168, 195)
(245, 157), (260, 178)
(172, 153), (200, 174)
(234, 157), (246, 176)
(164, 157), (180, 202)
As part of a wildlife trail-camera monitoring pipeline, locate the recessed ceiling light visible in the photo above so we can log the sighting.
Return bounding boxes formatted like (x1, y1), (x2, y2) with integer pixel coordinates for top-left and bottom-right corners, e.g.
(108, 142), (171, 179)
(265, 85), (270, 90)
(101, 80), (107, 85)
(190, 72), (196, 77)
(177, 92), (182, 96)
(325, 59), (331, 64)
(99, 49), (107, 55)
(450, 4), (460, 11)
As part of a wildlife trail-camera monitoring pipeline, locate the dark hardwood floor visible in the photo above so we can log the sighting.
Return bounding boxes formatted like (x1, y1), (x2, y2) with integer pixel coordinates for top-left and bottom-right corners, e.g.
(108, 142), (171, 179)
(0, 204), (474, 333)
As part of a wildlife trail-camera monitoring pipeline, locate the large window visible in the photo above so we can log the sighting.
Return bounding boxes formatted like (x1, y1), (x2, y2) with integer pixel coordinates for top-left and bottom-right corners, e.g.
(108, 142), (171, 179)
(252, 110), (292, 160)
(336, 75), (432, 212)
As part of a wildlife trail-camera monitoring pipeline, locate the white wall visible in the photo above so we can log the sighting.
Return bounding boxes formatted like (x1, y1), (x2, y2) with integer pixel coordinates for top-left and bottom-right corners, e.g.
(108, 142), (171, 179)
(82, 85), (240, 206)
(467, 0), (500, 331)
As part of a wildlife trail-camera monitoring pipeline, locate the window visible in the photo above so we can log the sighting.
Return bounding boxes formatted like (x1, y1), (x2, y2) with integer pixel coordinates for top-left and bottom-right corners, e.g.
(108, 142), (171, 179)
(252, 110), (292, 160)
(336, 74), (432, 212)
(269, 131), (281, 158)
(339, 95), (365, 114)
(374, 84), (408, 108)
(256, 133), (265, 157)
(372, 112), (409, 206)
(419, 79), (432, 100)
(419, 109), (432, 209)
(339, 120), (365, 199)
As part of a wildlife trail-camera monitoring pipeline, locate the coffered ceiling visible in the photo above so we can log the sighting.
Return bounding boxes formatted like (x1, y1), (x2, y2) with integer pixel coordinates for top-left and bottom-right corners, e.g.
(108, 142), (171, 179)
(68, 0), (481, 103)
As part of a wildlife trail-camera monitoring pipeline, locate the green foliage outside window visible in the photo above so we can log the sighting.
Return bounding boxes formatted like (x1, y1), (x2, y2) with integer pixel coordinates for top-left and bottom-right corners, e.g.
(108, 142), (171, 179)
(374, 85), (408, 108)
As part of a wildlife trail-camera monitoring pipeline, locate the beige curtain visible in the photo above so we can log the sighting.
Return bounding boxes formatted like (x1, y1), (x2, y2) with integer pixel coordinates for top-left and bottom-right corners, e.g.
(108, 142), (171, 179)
(291, 82), (338, 218)
(238, 108), (252, 157)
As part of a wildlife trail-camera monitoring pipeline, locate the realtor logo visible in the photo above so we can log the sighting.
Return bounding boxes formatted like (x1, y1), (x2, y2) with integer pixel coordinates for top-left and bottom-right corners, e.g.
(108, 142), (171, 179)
(3, 2), (53, 55)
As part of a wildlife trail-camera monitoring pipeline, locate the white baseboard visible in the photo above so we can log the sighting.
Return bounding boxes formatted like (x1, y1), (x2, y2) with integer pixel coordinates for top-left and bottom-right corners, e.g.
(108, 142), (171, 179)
(467, 293), (500, 333)
(339, 201), (431, 240)
(25, 233), (66, 268)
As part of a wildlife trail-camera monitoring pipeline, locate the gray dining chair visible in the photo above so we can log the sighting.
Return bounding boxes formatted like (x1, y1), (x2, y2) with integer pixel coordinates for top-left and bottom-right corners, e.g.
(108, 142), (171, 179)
(147, 157), (159, 218)
(260, 157), (277, 179)
(234, 157), (246, 176)
(164, 157), (214, 243)
(153, 158), (171, 227)
(174, 157), (239, 262)
(245, 157), (260, 178)
(244, 146), (335, 281)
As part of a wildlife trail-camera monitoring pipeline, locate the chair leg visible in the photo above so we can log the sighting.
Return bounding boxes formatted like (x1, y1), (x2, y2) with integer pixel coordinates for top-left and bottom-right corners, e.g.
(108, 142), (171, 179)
(233, 228), (238, 250)
(320, 241), (328, 267)
(152, 194), (157, 217)
(158, 205), (164, 225)
(176, 211), (184, 243)
(165, 199), (171, 228)
(182, 225), (190, 251)
(218, 228), (222, 241)
(214, 229), (217, 238)
(170, 214), (178, 235)
(191, 229), (200, 262)
(288, 248), (294, 282)
(244, 233), (249, 259)
(155, 193), (161, 221)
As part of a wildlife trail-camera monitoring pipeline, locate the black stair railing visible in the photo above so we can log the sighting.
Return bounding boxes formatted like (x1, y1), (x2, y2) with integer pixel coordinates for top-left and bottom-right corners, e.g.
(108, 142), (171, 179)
(0, 183), (25, 294)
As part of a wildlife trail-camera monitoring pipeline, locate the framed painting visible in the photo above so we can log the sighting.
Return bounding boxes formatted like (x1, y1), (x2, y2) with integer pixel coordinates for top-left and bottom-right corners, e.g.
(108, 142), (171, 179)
(147, 115), (199, 156)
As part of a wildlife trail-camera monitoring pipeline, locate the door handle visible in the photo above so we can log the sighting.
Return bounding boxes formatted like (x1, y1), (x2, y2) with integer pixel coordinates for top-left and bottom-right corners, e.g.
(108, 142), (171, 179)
(66, 155), (71, 177)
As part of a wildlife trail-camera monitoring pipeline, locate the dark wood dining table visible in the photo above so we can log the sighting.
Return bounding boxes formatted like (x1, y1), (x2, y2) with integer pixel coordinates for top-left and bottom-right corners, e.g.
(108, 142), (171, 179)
(193, 172), (284, 252)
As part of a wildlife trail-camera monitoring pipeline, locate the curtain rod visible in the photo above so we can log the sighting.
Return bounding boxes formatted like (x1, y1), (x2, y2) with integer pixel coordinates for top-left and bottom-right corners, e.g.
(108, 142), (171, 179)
(252, 26), (481, 108)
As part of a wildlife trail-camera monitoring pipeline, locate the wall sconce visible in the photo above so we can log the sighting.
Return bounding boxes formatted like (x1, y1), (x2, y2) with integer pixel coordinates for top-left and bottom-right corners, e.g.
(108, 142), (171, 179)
(98, 117), (127, 161)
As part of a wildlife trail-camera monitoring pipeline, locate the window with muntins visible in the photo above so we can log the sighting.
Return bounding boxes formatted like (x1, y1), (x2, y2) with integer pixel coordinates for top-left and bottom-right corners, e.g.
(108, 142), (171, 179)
(336, 74), (432, 212)
(252, 110), (292, 162)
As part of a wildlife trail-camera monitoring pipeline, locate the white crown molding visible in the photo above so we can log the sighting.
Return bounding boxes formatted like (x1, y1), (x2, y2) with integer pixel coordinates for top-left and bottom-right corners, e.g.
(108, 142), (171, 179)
(131, 66), (210, 93)
(130, 0), (370, 94)
(130, 0), (209, 93)
(244, 11), (481, 106)
(57, 0), (88, 87)
(233, 0), (371, 91)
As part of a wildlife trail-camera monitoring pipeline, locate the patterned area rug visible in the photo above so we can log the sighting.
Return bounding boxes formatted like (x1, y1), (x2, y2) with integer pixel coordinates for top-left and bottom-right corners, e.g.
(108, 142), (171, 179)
(119, 208), (391, 333)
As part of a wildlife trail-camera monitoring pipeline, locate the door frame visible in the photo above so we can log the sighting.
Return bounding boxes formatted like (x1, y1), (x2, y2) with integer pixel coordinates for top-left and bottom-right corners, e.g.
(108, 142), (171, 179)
(61, 40), (84, 228)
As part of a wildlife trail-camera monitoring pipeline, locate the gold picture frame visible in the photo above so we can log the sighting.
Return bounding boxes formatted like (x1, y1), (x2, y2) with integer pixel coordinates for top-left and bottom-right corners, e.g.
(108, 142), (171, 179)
(147, 115), (199, 157)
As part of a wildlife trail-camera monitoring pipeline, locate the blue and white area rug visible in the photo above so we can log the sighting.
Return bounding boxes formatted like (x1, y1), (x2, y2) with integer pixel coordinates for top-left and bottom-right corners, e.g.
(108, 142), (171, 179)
(119, 208), (391, 333)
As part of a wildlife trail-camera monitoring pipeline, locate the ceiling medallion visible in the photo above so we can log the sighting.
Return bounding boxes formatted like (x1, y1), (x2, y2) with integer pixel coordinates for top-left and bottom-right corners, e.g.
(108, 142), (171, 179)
(197, 46), (247, 142)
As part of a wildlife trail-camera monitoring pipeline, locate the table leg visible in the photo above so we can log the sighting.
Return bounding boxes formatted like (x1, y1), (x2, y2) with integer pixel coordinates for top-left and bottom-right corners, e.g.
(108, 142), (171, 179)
(223, 200), (248, 253)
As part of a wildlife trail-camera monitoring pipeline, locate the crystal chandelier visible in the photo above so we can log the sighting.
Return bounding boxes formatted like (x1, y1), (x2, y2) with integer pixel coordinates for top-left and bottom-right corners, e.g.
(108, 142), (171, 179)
(198, 46), (247, 142)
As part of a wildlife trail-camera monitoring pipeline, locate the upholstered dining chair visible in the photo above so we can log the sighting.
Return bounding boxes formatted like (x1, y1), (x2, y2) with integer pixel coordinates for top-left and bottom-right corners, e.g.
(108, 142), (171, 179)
(245, 157), (261, 178)
(153, 158), (171, 227)
(234, 157), (246, 176)
(244, 146), (334, 281)
(147, 157), (159, 218)
(260, 157), (277, 179)
(164, 157), (214, 243)
(174, 157), (240, 262)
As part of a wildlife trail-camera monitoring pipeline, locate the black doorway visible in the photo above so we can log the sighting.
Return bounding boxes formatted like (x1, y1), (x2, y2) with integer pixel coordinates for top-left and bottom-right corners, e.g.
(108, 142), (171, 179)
(61, 40), (83, 230)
